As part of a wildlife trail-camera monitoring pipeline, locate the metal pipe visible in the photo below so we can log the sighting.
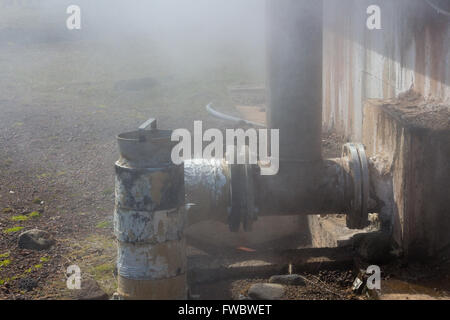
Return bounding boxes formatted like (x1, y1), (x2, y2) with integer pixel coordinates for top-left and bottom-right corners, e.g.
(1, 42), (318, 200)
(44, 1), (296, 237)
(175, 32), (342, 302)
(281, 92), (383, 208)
(114, 123), (187, 300)
(184, 158), (230, 226)
(266, 0), (323, 162)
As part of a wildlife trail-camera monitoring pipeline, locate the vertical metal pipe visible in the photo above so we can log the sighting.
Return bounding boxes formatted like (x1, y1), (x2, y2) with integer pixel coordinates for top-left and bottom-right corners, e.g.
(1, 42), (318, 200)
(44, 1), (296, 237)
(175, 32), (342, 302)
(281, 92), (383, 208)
(114, 127), (186, 300)
(266, 0), (323, 162)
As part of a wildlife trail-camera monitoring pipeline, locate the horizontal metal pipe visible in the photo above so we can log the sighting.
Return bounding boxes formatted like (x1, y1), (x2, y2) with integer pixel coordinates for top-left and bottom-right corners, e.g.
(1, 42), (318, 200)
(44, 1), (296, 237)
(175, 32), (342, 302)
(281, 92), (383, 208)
(184, 158), (350, 223)
(184, 159), (230, 226)
(254, 158), (349, 216)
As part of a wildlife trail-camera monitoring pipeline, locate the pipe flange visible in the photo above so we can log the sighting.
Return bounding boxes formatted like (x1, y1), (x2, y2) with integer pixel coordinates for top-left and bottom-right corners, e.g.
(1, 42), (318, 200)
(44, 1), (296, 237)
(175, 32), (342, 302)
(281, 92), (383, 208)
(228, 163), (257, 232)
(342, 143), (369, 229)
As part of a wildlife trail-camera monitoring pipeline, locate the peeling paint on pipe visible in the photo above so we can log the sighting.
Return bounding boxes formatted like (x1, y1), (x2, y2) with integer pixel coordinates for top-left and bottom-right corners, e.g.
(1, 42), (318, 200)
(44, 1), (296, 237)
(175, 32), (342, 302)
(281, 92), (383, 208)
(184, 158), (230, 225)
(115, 128), (186, 300)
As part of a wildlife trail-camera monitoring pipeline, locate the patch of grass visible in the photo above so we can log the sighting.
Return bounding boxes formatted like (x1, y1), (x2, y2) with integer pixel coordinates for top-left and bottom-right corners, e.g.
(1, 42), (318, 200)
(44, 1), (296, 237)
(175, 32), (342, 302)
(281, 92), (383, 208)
(2, 208), (12, 213)
(92, 263), (114, 274)
(32, 198), (42, 204)
(25, 267), (32, 273)
(96, 221), (112, 229)
(10, 211), (41, 221)
(90, 263), (115, 283)
(11, 215), (29, 222)
(40, 256), (50, 263)
(34, 264), (43, 269)
(0, 252), (9, 259)
(3, 226), (24, 234)
(28, 211), (41, 218)
(0, 259), (12, 268)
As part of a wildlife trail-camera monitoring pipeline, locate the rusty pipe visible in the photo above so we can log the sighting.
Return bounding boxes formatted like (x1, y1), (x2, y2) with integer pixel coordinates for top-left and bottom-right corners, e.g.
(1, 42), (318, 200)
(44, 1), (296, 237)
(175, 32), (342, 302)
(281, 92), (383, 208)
(114, 123), (187, 300)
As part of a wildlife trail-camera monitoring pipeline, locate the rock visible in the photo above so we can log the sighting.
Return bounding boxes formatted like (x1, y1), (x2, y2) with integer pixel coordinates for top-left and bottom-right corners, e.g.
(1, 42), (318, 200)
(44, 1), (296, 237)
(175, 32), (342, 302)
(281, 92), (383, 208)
(269, 274), (306, 286)
(18, 229), (55, 251)
(356, 231), (392, 264)
(18, 277), (38, 291)
(248, 283), (285, 300)
(73, 278), (108, 300)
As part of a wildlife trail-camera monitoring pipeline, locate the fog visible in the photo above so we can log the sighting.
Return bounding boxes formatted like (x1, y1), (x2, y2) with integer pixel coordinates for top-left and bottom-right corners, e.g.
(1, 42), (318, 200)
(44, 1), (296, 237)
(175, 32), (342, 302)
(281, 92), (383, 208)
(12, 0), (266, 78)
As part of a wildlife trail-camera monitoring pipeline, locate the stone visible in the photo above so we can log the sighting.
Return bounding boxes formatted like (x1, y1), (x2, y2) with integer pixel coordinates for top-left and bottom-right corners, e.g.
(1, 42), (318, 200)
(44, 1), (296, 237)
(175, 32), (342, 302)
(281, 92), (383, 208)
(73, 278), (108, 300)
(18, 277), (38, 291)
(269, 274), (306, 286)
(18, 229), (55, 251)
(248, 283), (285, 300)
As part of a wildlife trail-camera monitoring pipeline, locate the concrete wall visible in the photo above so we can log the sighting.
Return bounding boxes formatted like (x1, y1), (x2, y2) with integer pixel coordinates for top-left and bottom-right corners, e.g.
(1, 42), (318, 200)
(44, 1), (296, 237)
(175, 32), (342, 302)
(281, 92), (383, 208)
(363, 100), (450, 259)
(323, 0), (450, 141)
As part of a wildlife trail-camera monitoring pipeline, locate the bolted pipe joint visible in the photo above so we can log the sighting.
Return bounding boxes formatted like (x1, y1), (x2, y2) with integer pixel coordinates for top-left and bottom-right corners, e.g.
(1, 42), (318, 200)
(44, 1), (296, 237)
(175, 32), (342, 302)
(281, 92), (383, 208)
(114, 119), (187, 300)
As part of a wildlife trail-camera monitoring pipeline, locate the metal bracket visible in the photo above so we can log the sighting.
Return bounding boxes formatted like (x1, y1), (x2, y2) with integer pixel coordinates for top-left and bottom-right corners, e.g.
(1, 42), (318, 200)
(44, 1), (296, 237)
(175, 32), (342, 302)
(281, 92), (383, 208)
(342, 143), (369, 229)
(228, 163), (257, 232)
(138, 118), (157, 142)
(227, 145), (257, 232)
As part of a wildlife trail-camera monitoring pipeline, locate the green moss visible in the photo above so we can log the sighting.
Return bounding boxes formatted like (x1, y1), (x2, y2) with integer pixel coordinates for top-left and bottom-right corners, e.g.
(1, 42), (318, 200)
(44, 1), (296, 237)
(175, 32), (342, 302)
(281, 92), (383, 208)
(28, 211), (41, 218)
(34, 264), (43, 269)
(40, 256), (50, 263)
(0, 252), (9, 259)
(25, 267), (32, 273)
(3, 226), (24, 234)
(90, 263), (115, 281)
(11, 215), (29, 222)
(2, 208), (12, 213)
(96, 221), (112, 229)
(0, 259), (12, 268)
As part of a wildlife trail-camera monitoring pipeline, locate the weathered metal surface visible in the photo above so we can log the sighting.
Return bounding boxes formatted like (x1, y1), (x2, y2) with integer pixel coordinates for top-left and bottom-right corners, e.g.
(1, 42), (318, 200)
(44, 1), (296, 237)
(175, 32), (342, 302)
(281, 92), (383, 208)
(184, 158), (230, 225)
(117, 129), (176, 168)
(341, 143), (370, 229)
(323, 0), (450, 141)
(118, 274), (186, 300)
(115, 165), (184, 212)
(115, 120), (186, 299)
(117, 239), (187, 280)
(114, 207), (184, 243)
(254, 159), (349, 216)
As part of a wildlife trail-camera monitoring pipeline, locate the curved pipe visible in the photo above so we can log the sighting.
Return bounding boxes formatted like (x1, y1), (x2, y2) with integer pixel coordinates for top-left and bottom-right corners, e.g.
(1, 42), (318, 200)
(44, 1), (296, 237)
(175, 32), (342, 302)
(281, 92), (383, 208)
(206, 102), (266, 128)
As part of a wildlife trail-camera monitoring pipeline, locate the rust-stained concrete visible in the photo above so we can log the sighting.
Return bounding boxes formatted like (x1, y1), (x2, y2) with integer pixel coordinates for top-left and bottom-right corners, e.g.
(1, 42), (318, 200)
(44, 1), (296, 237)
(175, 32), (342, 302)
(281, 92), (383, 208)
(323, 0), (450, 141)
(363, 97), (450, 258)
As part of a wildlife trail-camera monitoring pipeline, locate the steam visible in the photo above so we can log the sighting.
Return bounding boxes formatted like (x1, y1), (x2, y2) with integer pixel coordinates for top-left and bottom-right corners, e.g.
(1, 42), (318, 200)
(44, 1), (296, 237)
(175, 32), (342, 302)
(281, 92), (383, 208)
(24, 0), (266, 77)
